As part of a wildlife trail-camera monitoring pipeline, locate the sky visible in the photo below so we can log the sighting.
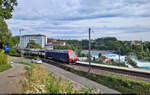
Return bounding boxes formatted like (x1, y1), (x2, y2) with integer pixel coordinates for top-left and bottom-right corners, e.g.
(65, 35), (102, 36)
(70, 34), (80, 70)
(6, 0), (150, 41)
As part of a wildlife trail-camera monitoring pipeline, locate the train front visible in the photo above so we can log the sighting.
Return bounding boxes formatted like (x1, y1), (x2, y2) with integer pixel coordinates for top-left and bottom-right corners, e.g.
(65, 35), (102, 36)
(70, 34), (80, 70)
(68, 50), (77, 63)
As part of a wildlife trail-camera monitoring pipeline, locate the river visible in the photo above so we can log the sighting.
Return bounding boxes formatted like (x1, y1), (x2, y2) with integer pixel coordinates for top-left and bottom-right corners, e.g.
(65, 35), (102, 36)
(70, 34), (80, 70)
(81, 50), (150, 70)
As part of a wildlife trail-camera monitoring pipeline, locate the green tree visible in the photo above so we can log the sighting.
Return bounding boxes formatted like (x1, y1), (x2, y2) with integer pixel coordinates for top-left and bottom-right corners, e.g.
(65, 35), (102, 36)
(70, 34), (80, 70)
(0, 19), (12, 49)
(26, 40), (42, 49)
(11, 36), (19, 47)
(0, 0), (17, 49)
(98, 53), (102, 58)
(0, 0), (17, 19)
(77, 49), (82, 57)
(146, 48), (150, 57)
(137, 52), (144, 59)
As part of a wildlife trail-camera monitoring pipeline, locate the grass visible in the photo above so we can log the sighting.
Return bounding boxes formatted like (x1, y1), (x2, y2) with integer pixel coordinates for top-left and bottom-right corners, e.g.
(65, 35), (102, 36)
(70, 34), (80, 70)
(20, 64), (99, 94)
(0, 64), (12, 72)
(17, 62), (33, 67)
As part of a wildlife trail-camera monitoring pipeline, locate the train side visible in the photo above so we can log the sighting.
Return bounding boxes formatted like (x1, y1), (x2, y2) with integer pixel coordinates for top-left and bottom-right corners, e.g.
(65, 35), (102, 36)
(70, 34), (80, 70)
(45, 50), (77, 63)
(23, 49), (77, 63)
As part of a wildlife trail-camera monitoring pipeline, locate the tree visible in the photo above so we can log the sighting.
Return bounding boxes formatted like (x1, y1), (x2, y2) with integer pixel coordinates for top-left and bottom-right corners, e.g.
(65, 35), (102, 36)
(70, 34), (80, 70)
(0, 0), (17, 19)
(26, 40), (42, 49)
(98, 53), (102, 58)
(0, 0), (17, 49)
(0, 19), (12, 49)
(11, 36), (19, 47)
(145, 48), (150, 57)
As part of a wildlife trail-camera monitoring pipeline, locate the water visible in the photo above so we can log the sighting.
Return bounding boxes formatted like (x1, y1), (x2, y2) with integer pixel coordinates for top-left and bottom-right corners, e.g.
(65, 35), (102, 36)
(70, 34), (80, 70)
(81, 50), (126, 62)
(131, 57), (150, 70)
(81, 50), (150, 70)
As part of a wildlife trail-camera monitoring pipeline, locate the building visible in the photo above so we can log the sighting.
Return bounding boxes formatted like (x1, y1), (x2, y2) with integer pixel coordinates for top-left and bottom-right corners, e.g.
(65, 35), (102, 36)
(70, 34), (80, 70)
(45, 43), (53, 50)
(52, 41), (66, 46)
(47, 38), (66, 46)
(131, 40), (142, 46)
(99, 56), (110, 63)
(19, 34), (47, 49)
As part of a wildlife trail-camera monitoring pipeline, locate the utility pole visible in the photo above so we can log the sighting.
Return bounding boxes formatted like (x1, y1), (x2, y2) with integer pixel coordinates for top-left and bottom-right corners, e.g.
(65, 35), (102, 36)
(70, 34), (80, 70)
(19, 28), (24, 57)
(119, 47), (120, 64)
(141, 40), (143, 53)
(88, 28), (91, 73)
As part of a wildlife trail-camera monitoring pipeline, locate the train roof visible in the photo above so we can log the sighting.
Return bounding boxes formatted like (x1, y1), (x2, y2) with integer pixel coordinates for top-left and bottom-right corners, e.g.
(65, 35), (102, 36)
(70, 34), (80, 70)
(46, 50), (74, 53)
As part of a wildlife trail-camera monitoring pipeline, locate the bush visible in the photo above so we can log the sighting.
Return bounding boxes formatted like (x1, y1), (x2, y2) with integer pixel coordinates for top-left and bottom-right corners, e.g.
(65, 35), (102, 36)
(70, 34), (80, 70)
(9, 48), (21, 57)
(0, 64), (12, 72)
(0, 51), (8, 65)
(126, 57), (137, 67)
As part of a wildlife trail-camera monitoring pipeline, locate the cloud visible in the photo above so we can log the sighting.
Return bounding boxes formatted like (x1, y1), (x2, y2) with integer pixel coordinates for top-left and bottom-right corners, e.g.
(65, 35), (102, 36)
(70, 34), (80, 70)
(6, 0), (150, 40)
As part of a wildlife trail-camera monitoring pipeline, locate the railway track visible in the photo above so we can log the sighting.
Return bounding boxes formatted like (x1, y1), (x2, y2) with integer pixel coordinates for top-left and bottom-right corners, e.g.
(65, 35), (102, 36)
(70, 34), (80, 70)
(40, 58), (150, 82)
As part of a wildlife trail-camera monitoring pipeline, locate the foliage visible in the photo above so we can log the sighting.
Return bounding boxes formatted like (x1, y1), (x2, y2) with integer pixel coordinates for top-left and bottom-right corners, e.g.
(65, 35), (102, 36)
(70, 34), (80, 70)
(18, 62), (33, 67)
(109, 59), (127, 67)
(0, 0), (17, 19)
(26, 40), (42, 49)
(125, 57), (137, 67)
(77, 50), (88, 57)
(0, 50), (8, 65)
(77, 49), (81, 57)
(70, 69), (150, 94)
(0, 50), (11, 72)
(54, 44), (77, 50)
(0, 19), (12, 49)
(98, 53), (101, 58)
(11, 36), (19, 47)
(0, 0), (18, 50)
(63, 37), (150, 60)
(0, 64), (12, 72)
(51, 62), (150, 94)
(9, 48), (21, 57)
(21, 64), (97, 94)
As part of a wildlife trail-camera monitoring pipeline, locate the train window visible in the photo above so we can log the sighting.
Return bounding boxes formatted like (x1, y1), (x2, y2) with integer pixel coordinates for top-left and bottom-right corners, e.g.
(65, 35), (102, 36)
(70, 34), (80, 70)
(70, 52), (75, 57)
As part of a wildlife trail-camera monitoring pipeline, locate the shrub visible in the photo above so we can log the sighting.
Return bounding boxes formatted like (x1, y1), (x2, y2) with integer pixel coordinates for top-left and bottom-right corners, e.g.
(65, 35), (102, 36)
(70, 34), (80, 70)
(126, 57), (137, 67)
(0, 51), (8, 65)
(9, 48), (21, 57)
(0, 64), (12, 72)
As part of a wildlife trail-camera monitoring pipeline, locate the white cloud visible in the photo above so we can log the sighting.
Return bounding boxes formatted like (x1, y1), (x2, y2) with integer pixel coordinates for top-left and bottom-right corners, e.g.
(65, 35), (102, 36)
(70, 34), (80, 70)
(6, 0), (150, 40)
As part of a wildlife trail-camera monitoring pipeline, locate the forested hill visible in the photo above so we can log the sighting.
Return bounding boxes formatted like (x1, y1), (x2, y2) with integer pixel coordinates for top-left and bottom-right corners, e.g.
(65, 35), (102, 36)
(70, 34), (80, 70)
(60, 37), (150, 57)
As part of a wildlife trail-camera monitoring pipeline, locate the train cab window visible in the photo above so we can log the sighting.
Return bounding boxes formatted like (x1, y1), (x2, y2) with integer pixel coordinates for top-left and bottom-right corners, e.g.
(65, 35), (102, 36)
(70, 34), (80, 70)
(69, 52), (75, 57)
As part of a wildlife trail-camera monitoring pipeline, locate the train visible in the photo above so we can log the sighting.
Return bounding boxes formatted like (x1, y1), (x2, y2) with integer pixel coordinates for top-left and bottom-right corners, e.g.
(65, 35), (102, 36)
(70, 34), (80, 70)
(23, 49), (77, 63)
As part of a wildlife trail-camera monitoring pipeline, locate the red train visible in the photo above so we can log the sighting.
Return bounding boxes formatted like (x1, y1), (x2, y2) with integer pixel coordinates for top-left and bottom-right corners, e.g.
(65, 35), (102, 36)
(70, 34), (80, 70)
(45, 50), (77, 63)
(23, 49), (78, 63)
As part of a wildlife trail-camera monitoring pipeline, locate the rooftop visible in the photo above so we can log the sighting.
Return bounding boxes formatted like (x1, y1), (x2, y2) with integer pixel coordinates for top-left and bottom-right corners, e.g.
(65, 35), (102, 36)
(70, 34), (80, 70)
(21, 34), (46, 37)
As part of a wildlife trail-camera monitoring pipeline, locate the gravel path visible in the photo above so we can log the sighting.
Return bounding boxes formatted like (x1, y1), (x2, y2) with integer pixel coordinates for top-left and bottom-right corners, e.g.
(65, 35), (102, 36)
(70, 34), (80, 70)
(42, 63), (120, 94)
(0, 64), (26, 94)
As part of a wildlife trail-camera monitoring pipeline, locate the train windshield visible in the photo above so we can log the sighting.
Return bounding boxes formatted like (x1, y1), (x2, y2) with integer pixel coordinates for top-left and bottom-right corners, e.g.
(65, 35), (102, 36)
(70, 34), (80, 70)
(69, 52), (76, 57)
